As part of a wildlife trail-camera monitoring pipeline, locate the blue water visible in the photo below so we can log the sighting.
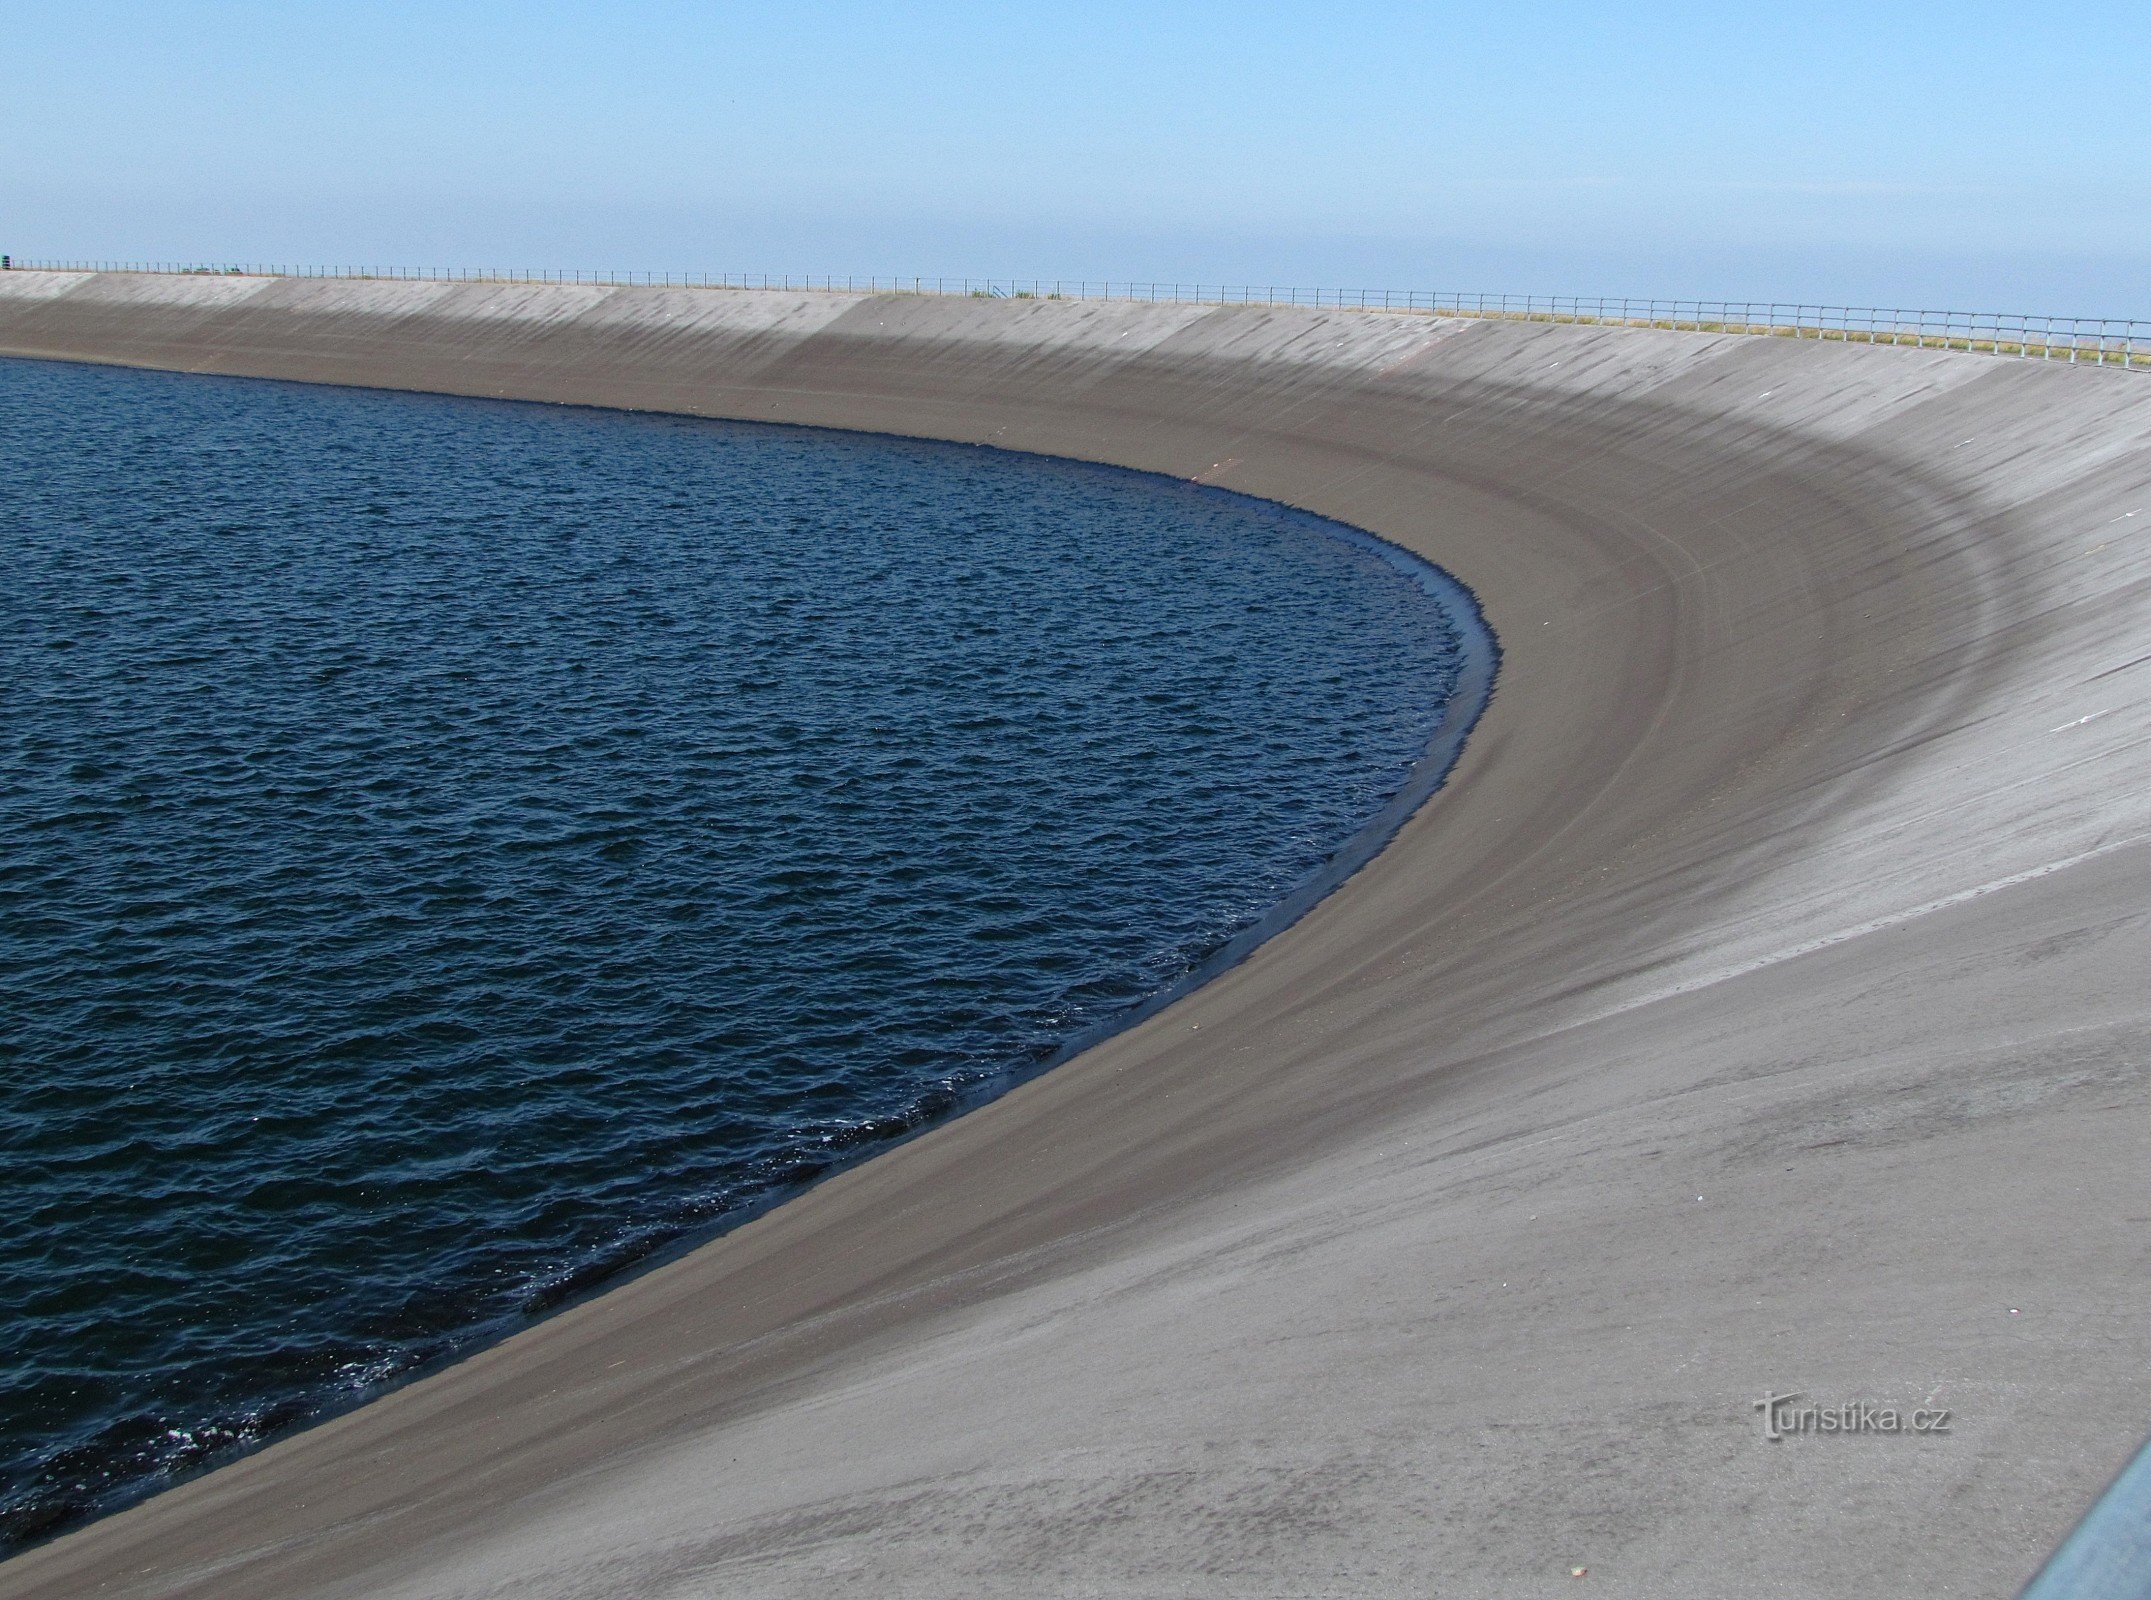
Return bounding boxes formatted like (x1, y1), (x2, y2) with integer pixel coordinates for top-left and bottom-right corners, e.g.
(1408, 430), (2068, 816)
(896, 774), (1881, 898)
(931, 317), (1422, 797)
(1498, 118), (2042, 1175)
(0, 356), (1478, 1547)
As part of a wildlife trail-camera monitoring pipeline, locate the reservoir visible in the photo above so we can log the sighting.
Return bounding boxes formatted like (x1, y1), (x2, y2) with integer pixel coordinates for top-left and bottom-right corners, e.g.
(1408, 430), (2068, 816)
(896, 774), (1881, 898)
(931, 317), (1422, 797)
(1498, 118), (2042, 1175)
(0, 355), (1485, 1545)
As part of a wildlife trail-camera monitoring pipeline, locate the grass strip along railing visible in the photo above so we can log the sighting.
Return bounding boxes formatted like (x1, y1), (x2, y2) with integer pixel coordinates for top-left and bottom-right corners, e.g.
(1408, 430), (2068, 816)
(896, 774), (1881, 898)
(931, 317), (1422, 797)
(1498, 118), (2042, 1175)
(8, 259), (2147, 369)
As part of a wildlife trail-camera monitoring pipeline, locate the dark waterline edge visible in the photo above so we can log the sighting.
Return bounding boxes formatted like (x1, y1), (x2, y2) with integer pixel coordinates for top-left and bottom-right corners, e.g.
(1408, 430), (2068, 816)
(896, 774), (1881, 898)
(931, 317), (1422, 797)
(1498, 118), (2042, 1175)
(0, 354), (1501, 1556)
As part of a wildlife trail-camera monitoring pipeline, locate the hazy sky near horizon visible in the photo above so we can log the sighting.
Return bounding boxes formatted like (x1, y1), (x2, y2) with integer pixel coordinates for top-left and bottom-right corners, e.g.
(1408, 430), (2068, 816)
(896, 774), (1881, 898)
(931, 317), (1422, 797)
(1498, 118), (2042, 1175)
(5, 1), (2147, 314)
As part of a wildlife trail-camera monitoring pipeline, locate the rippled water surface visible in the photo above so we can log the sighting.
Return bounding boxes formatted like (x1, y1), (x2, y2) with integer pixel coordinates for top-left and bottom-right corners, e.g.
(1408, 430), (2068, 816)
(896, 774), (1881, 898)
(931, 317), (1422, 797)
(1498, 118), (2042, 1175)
(0, 355), (1473, 1545)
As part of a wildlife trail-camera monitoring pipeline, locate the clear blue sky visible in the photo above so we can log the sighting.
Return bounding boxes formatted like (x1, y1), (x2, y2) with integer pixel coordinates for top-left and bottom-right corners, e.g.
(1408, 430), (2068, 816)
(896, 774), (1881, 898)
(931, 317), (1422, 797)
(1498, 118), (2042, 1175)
(5, 1), (2147, 315)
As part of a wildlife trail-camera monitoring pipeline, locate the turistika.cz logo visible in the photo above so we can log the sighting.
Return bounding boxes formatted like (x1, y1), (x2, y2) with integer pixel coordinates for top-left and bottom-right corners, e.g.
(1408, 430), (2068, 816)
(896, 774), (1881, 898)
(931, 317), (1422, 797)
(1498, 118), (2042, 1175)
(1754, 1391), (1953, 1440)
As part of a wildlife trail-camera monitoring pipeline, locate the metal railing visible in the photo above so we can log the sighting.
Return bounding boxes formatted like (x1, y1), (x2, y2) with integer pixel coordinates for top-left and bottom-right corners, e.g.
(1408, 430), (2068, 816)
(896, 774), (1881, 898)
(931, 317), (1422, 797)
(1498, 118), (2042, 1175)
(7, 259), (2146, 369)
(2017, 1430), (2151, 1599)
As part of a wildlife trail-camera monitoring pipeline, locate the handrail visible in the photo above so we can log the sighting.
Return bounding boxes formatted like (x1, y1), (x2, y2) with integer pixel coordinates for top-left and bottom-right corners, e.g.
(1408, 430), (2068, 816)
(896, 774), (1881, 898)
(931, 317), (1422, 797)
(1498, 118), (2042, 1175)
(4, 259), (2145, 369)
(2019, 1431), (2151, 1598)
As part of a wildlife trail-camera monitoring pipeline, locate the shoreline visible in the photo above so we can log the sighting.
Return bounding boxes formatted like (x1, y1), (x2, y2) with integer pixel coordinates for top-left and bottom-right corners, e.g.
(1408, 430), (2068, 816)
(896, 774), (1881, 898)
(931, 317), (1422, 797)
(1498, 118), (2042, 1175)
(2, 273), (2149, 1597)
(937, 480), (1501, 1108)
(0, 389), (1499, 1554)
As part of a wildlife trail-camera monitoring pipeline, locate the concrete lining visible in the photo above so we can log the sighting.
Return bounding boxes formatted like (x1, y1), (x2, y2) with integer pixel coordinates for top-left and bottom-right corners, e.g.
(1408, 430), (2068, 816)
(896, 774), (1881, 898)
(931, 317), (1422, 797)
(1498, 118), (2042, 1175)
(2, 272), (2148, 1597)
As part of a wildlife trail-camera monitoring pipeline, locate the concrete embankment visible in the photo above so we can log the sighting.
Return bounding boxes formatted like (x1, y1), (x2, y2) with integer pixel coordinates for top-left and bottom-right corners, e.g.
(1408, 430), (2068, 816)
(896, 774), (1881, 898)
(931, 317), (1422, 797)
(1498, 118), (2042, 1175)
(3, 271), (2149, 1598)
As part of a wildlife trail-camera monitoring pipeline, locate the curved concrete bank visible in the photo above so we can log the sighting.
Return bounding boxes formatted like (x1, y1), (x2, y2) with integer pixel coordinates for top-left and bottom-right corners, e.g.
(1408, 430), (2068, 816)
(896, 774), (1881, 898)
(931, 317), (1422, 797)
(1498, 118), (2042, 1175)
(3, 273), (2149, 1598)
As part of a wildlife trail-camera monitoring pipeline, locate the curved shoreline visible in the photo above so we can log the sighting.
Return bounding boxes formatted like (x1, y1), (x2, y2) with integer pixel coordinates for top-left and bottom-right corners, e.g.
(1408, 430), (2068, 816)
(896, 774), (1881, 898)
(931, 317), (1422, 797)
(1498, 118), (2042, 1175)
(0, 381), (1496, 1553)
(3, 274), (2150, 1597)
(945, 480), (1500, 1108)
